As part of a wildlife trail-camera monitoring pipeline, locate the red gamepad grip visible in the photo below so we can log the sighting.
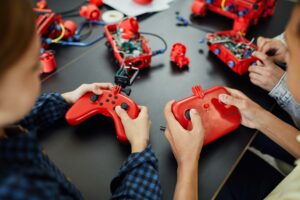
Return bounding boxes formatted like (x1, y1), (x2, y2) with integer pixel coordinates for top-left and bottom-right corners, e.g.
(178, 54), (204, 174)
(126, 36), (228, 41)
(65, 87), (139, 143)
(172, 85), (241, 145)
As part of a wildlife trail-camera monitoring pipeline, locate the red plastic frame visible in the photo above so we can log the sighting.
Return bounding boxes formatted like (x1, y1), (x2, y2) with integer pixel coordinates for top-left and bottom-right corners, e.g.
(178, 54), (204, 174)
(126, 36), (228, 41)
(104, 18), (153, 69)
(191, 0), (276, 34)
(172, 84), (241, 145)
(207, 30), (258, 75)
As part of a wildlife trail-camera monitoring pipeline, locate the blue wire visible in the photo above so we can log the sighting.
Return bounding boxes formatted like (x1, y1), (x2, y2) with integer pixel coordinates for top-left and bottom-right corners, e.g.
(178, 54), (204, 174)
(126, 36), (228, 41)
(56, 34), (105, 47)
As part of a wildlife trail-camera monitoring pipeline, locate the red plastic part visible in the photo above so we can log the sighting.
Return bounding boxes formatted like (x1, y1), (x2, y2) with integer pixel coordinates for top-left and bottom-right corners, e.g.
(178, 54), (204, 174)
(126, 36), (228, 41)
(118, 18), (140, 40)
(172, 85), (241, 145)
(191, 0), (277, 34)
(104, 18), (152, 69)
(65, 86), (140, 143)
(90, 0), (103, 7)
(40, 51), (56, 73)
(80, 4), (101, 21)
(207, 30), (258, 75)
(37, 0), (47, 9)
(170, 43), (190, 68)
(133, 0), (153, 5)
(63, 20), (77, 39)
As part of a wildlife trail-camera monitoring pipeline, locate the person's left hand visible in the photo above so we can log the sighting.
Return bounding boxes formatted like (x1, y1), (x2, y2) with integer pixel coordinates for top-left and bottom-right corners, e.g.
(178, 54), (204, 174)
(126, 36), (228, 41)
(249, 51), (285, 92)
(62, 83), (114, 104)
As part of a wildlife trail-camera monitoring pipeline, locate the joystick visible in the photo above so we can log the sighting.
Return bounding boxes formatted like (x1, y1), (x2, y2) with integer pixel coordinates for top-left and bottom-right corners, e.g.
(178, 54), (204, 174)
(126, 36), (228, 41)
(172, 84), (241, 145)
(65, 86), (140, 143)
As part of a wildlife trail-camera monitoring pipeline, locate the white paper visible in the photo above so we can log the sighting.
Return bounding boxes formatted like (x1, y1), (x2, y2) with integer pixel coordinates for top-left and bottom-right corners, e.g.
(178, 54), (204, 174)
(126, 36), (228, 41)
(103, 0), (174, 17)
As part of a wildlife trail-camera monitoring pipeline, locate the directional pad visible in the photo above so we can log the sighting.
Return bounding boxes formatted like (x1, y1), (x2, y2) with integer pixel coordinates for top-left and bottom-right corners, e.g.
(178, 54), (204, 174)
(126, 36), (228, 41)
(90, 95), (99, 102)
(121, 102), (129, 111)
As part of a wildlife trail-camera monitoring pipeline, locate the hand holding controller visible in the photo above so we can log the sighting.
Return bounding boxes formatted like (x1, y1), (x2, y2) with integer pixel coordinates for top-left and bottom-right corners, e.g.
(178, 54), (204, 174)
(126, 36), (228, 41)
(172, 85), (241, 145)
(65, 86), (140, 143)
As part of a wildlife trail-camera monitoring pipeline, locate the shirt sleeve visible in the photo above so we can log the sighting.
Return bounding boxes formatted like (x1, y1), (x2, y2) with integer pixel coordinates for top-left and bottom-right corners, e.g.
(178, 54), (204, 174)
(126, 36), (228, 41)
(110, 145), (162, 200)
(269, 73), (300, 129)
(0, 175), (75, 200)
(19, 93), (70, 134)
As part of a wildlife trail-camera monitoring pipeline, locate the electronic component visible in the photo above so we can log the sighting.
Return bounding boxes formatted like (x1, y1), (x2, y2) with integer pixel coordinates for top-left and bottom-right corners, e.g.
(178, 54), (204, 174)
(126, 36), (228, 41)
(207, 31), (257, 75)
(170, 43), (190, 69)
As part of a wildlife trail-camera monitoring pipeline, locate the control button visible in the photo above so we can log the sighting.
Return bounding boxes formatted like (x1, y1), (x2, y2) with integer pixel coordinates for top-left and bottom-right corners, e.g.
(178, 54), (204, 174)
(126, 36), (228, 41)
(90, 95), (99, 102)
(108, 94), (113, 97)
(114, 96), (118, 99)
(203, 103), (209, 109)
(99, 102), (103, 106)
(106, 99), (110, 103)
(112, 101), (116, 104)
(185, 110), (191, 120)
(121, 102), (129, 110)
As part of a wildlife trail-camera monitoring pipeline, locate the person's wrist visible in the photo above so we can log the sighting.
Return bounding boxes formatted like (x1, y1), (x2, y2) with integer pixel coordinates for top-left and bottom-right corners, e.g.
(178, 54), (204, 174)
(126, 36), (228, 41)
(253, 108), (270, 130)
(131, 139), (149, 153)
(177, 158), (199, 175)
(61, 92), (73, 105)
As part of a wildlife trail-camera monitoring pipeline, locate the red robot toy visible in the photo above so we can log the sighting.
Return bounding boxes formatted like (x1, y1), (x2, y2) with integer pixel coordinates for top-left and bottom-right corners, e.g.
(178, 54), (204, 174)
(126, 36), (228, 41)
(104, 17), (153, 69)
(170, 43), (190, 69)
(206, 30), (258, 75)
(191, 0), (276, 34)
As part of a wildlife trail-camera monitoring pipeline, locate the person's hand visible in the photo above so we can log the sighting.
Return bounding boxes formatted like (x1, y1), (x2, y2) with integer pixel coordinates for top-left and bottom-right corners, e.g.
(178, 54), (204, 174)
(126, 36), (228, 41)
(249, 51), (285, 92)
(257, 36), (287, 63)
(219, 88), (265, 129)
(116, 106), (151, 153)
(62, 83), (114, 104)
(164, 100), (204, 168)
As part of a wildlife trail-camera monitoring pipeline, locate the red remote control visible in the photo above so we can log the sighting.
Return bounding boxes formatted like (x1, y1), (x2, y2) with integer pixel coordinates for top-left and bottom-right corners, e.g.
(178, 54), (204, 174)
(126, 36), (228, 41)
(65, 86), (139, 143)
(172, 85), (241, 145)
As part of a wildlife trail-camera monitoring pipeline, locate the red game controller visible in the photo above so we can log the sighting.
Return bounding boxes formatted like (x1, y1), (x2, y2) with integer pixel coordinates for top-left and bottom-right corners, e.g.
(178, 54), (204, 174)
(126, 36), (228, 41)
(65, 86), (140, 143)
(172, 85), (241, 145)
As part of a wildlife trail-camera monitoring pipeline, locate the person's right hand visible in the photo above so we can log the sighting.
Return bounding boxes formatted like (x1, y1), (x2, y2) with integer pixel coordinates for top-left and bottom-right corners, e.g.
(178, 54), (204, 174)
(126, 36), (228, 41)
(116, 106), (151, 153)
(249, 51), (285, 92)
(219, 88), (265, 129)
(257, 36), (287, 63)
(164, 100), (204, 168)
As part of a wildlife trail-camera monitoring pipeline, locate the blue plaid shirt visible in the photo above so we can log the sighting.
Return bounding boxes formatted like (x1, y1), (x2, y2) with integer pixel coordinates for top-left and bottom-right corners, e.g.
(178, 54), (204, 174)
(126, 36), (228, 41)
(0, 93), (161, 200)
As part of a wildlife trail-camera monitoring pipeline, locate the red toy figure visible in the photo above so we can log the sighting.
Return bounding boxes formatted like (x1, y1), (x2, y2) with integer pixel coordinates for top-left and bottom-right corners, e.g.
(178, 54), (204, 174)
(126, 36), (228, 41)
(207, 30), (258, 75)
(90, 0), (103, 7)
(80, 4), (101, 21)
(63, 20), (77, 39)
(104, 17), (153, 69)
(65, 86), (140, 143)
(172, 84), (241, 145)
(191, 0), (276, 34)
(40, 51), (56, 73)
(170, 43), (190, 68)
(133, 0), (153, 5)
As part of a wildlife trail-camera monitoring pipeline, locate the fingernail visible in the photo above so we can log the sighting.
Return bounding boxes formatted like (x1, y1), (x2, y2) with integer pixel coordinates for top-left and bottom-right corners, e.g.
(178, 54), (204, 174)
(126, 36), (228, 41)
(219, 94), (226, 102)
(252, 51), (256, 56)
(190, 109), (198, 114)
(115, 106), (121, 113)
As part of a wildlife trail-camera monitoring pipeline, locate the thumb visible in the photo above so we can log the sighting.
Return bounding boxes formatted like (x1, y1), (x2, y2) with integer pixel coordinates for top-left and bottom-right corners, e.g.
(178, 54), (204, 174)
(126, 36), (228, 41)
(219, 94), (243, 109)
(115, 106), (130, 121)
(189, 109), (204, 132)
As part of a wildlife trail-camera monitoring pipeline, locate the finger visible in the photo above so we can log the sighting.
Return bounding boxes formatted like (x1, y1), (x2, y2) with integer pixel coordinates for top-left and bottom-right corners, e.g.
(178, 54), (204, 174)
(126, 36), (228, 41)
(219, 93), (245, 109)
(252, 51), (272, 66)
(223, 87), (248, 99)
(249, 77), (263, 87)
(94, 83), (114, 90)
(138, 106), (149, 118)
(164, 100), (186, 132)
(257, 36), (270, 51)
(249, 70), (264, 80)
(189, 109), (204, 134)
(115, 106), (131, 121)
(248, 65), (264, 75)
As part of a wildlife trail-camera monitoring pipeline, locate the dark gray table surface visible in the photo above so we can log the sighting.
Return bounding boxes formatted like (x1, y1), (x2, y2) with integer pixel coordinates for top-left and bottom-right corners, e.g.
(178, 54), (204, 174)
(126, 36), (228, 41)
(40, 0), (293, 199)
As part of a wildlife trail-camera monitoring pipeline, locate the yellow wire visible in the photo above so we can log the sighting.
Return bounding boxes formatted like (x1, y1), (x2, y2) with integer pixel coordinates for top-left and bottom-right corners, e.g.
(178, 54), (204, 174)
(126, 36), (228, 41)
(221, 0), (226, 10)
(52, 24), (65, 43)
